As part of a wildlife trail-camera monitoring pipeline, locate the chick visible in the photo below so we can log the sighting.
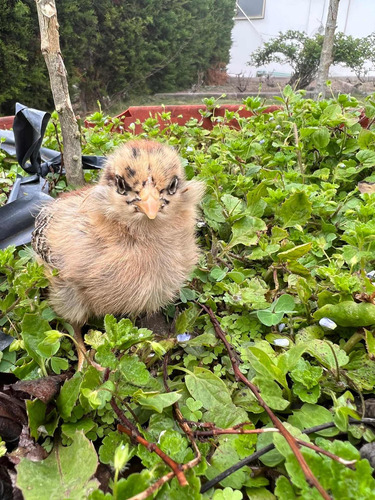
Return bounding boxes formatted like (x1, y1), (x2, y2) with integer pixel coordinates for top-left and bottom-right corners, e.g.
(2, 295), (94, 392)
(32, 140), (204, 368)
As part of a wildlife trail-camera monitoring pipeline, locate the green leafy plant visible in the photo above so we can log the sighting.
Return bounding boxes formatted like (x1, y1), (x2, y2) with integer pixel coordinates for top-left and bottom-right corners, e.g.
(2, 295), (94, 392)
(1, 89), (375, 498)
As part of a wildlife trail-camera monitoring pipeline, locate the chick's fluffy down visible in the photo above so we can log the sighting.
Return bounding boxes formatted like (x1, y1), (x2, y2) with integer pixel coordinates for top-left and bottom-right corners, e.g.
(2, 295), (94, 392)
(32, 140), (204, 325)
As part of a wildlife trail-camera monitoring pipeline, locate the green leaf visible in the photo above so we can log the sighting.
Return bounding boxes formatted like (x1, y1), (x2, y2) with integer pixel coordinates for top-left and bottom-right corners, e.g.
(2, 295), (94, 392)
(365, 329), (375, 359)
(356, 149), (375, 168)
(175, 304), (200, 334)
(104, 315), (152, 349)
(279, 192), (312, 229)
(132, 390), (181, 413)
(21, 313), (51, 363)
(185, 367), (233, 410)
(213, 487), (243, 499)
(56, 372), (83, 420)
(358, 129), (375, 149)
(288, 403), (337, 437)
(99, 431), (128, 466)
(245, 347), (288, 388)
(306, 339), (349, 369)
(116, 470), (153, 498)
(205, 441), (247, 489)
(321, 103), (341, 122)
(228, 216), (266, 248)
(314, 301), (375, 327)
(61, 419), (96, 439)
(16, 432), (99, 500)
(274, 294), (295, 314)
(253, 377), (289, 411)
(274, 476), (297, 499)
(312, 128), (330, 149)
(26, 399), (47, 440)
(277, 243), (312, 261)
(257, 310), (284, 326)
(118, 355), (150, 386)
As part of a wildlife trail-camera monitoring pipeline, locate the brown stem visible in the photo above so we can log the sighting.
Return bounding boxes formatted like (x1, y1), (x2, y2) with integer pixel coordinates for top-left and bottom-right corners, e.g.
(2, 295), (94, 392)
(296, 439), (356, 469)
(200, 304), (331, 500)
(117, 423), (188, 487)
(194, 427), (277, 438)
(163, 355), (201, 458)
(192, 425), (356, 470)
(126, 455), (201, 500)
(111, 397), (188, 485)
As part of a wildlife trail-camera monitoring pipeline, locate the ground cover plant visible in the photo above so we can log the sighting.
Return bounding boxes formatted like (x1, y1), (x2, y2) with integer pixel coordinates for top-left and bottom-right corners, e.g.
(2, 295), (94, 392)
(1, 88), (375, 498)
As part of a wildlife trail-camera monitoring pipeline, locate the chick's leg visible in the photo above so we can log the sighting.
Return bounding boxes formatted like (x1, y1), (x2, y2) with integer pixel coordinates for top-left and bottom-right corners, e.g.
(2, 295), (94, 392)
(73, 324), (87, 371)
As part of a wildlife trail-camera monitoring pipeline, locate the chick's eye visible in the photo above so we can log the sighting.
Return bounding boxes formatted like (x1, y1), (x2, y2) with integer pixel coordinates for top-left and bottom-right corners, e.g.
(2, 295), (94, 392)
(115, 175), (132, 195)
(167, 176), (179, 195)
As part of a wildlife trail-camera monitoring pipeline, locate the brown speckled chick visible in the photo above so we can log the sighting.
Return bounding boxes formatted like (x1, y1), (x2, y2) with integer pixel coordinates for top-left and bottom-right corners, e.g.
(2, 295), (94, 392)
(32, 140), (204, 367)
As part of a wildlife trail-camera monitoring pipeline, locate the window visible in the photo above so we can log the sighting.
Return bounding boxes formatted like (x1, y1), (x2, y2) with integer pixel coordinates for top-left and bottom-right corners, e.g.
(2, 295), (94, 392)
(235, 0), (266, 20)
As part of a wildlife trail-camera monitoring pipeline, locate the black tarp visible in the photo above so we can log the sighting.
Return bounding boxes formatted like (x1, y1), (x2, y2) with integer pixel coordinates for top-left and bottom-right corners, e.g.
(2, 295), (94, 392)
(0, 103), (105, 249)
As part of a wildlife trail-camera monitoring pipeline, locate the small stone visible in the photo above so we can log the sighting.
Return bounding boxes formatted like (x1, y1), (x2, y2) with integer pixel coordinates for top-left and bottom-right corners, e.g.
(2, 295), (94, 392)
(274, 338), (289, 347)
(319, 317), (337, 330)
(278, 323), (286, 332)
(177, 333), (191, 342)
(366, 270), (375, 279)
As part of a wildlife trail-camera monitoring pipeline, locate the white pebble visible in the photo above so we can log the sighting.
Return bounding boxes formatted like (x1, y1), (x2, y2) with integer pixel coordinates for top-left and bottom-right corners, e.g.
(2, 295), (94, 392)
(274, 338), (289, 347)
(278, 323), (286, 332)
(366, 270), (375, 279)
(319, 317), (337, 330)
(177, 333), (191, 342)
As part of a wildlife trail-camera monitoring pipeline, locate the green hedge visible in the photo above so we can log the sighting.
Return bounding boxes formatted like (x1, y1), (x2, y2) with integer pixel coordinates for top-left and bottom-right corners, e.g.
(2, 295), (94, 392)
(0, 0), (235, 114)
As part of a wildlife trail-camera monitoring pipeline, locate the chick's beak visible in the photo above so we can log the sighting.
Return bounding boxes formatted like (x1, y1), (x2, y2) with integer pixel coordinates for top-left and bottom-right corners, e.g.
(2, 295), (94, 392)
(136, 185), (161, 219)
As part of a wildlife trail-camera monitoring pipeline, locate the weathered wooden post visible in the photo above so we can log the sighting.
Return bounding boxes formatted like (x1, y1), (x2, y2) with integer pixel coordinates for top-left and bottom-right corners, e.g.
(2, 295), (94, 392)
(315, 0), (341, 98)
(35, 0), (85, 186)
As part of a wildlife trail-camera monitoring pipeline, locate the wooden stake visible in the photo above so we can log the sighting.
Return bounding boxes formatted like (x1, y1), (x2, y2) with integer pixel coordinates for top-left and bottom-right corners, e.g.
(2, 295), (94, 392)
(35, 0), (85, 187)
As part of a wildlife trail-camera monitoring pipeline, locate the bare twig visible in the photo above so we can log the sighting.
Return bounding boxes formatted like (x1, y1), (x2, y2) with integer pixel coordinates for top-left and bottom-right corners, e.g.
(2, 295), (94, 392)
(112, 398), (188, 487)
(193, 425), (356, 468)
(163, 355), (201, 459)
(127, 455), (201, 500)
(194, 427), (278, 438)
(125, 356), (204, 500)
(200, 418), (371, 493)
(296, 438), (356, 469)
(200, 304), (331, 500)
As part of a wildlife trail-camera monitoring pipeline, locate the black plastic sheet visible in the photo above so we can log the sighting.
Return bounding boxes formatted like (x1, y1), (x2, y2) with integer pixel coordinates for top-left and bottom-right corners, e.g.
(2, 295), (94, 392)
(0, 103), (105, 249)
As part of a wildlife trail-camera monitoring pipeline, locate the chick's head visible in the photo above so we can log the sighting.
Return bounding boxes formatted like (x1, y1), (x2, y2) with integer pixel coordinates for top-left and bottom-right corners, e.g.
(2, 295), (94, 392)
(99, 140), (203, 224)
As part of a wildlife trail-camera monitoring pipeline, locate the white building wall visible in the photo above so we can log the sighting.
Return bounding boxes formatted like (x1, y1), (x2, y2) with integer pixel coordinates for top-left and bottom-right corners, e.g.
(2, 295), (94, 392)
(229, 0), (375, 77)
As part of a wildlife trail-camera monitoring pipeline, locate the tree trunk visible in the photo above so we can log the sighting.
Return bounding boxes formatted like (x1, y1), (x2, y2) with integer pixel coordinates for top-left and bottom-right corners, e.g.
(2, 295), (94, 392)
(315, 0), (341, 98)
(35, 0), (84, 187)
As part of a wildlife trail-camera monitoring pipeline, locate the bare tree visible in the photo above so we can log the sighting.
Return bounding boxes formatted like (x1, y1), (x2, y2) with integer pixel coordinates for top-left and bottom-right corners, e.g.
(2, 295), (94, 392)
(315, 0), (341, 97)
(35, 0), (84, 186)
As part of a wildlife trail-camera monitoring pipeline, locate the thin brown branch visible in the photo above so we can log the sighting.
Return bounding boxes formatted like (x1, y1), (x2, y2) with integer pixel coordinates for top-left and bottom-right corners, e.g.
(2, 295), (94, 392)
(192, 425), (356, 470)
(194, 427), (278, 438)
(296, 439), (356, 469)
(112, 398), (188, 487)
(127, 455), (201, 500)
(200, 304), (331, 500)
(163, 355), (201, 458)
(117, 423), (188, 487)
